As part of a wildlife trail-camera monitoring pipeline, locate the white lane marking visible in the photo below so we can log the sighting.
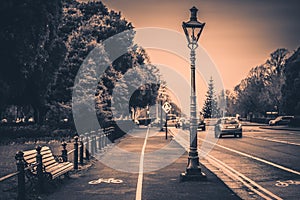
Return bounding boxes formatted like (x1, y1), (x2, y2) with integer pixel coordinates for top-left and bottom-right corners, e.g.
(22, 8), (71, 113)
(199, 138), (300, 176)
(135, 127), (150, 200)
(169, 129), (283, 200)
(206, 154), (283, 200)
(246, 135), (300, 146)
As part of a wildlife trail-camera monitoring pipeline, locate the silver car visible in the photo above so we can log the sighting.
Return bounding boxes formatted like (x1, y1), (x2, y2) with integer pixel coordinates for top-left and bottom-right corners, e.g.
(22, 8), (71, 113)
(215, 117), (242, 138)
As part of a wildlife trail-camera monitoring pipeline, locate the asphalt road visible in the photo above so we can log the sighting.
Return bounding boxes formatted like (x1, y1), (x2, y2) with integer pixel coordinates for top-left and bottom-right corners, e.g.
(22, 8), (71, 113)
(171, 125), (300, 199)
(45, 127), (239, 200)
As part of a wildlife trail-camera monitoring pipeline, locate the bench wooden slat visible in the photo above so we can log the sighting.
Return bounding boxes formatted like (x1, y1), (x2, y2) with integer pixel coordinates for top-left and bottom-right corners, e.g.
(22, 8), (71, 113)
(51, 164), (73, 179)
(44, 160), (58, 169)
(23, 147), (50, 156)
(46, 163), (70, 173)
(42, 155), (55, 163)
(52, 166), (73, 179)
(23, 149), (37, 156)
(22, 146), (73, 180)
(24, 157), (36, 164)
(23, 153), (37, 161)
(24, 148), (52, 161)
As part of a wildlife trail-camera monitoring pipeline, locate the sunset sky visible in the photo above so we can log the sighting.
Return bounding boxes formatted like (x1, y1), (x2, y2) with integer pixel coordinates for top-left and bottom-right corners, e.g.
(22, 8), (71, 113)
(102, 0), (300, 91)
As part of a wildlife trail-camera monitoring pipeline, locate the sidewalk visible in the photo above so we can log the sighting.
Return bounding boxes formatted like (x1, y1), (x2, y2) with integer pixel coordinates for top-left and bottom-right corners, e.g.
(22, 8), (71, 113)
(44, 127), (240, 200)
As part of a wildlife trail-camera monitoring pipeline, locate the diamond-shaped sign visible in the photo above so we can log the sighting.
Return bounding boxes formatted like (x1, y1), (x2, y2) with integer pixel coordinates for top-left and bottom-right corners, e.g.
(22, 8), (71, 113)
(162, 102), (172, 113)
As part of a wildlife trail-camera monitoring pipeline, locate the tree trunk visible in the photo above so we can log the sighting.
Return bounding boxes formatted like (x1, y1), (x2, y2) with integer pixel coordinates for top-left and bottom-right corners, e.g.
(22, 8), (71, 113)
(33, 105), (40, 124)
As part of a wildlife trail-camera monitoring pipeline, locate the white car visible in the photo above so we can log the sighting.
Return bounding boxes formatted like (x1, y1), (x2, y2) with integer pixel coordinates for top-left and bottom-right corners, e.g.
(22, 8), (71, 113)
(1, 118), (8, 123)
(269, 116), (294, 126)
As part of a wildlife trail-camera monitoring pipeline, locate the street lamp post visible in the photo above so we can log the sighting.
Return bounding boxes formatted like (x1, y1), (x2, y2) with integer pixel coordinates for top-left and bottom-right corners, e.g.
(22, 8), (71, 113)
(160, 96), (164, 131)
(158, 89), (166, 132)
(180, 6), (206, 181)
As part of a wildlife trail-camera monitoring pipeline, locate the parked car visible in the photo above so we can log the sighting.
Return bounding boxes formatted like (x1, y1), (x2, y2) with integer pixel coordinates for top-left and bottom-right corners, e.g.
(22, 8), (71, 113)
(1, 118), (8, 124)
(215, 117), (242, 138)
(269, 116), (294, 126)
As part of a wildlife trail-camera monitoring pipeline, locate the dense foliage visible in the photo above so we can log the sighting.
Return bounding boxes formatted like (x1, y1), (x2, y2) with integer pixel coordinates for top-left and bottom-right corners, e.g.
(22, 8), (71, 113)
(282, 47), (300, 115)
(0, 0), (63, 123)
(230, 47), (300, 118)
(0, 0), (160, 128)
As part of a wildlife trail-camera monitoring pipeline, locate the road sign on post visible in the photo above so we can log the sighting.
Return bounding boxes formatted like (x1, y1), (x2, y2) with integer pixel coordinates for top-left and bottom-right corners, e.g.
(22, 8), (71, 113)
(162, 102), (172, 113)
(162, 102), (172, 140)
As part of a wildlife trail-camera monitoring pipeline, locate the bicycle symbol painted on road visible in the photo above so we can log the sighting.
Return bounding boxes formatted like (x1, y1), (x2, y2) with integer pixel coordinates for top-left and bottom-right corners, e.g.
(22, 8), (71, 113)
(275, 180), (300, 187)
(88, 178), (123, 185)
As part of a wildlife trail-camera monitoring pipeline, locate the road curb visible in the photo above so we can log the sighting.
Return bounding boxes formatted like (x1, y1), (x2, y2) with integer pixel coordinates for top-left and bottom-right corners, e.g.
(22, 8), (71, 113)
(259, 126), (300, 131)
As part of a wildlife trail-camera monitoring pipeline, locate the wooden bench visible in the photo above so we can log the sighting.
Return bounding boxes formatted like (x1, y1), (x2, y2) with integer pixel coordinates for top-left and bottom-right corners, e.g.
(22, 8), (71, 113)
(23, 146), (73, 181)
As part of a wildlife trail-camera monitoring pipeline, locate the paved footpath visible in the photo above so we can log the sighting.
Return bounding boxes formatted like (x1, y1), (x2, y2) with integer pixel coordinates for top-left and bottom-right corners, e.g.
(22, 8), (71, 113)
(45, 127), (240, 200)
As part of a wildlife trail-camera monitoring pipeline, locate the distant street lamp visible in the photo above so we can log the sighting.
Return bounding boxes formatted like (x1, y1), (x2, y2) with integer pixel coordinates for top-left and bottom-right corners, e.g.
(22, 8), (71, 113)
(160, 98), (164, 131)
(158, 87), (166, 131)
(180, 6), (206, 181)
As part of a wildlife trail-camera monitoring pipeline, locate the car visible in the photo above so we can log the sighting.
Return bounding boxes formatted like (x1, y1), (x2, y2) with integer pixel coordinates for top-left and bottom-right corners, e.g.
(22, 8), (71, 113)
(178, 118), (205, 131)
(175, 118), (181, 128)
(179, 118), (190, 130)
(167, 119), (179, 127)
(205, 118), (218, 126)
(1, 118), (8, 124)
(166, 114), (179, 127)
(215, 117), (242, 138)
(269, 116), (294, 126)
(197, 120), (206, 131)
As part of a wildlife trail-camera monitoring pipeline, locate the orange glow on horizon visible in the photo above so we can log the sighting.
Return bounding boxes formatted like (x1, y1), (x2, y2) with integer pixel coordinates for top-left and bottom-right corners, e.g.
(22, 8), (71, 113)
(102, 0), (300, 90)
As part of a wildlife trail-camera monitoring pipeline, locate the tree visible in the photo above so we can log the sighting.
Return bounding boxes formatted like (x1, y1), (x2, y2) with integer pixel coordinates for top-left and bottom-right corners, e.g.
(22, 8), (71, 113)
(233, 48), (289, 118)
(112, 57), (160, 120)
(48, 0), (135, 125)
(202, 77), (220, 118)
(0, 0), (161, 128)
(0, 0), (63, 123)
(264, 48), (289, 113)
(234, 65), (269, 117)
(224, 89), (237, 116)
(282, 47), (300, 115)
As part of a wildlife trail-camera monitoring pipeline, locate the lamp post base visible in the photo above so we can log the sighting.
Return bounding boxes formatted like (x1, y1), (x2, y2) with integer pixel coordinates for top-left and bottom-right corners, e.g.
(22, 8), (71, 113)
(180, 169), (206, 182)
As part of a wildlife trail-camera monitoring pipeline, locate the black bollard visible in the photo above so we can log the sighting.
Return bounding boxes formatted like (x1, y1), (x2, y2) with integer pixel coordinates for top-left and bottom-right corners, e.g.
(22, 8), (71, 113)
(74, 136), (79, 170)
(36, 146), (44, 193)
(79, 140), (84, 165)
(85, 133), (90, 160)
(61, 141), (68, 162)
(90, 131), (95, 155)
(15, 151), (25, 200)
